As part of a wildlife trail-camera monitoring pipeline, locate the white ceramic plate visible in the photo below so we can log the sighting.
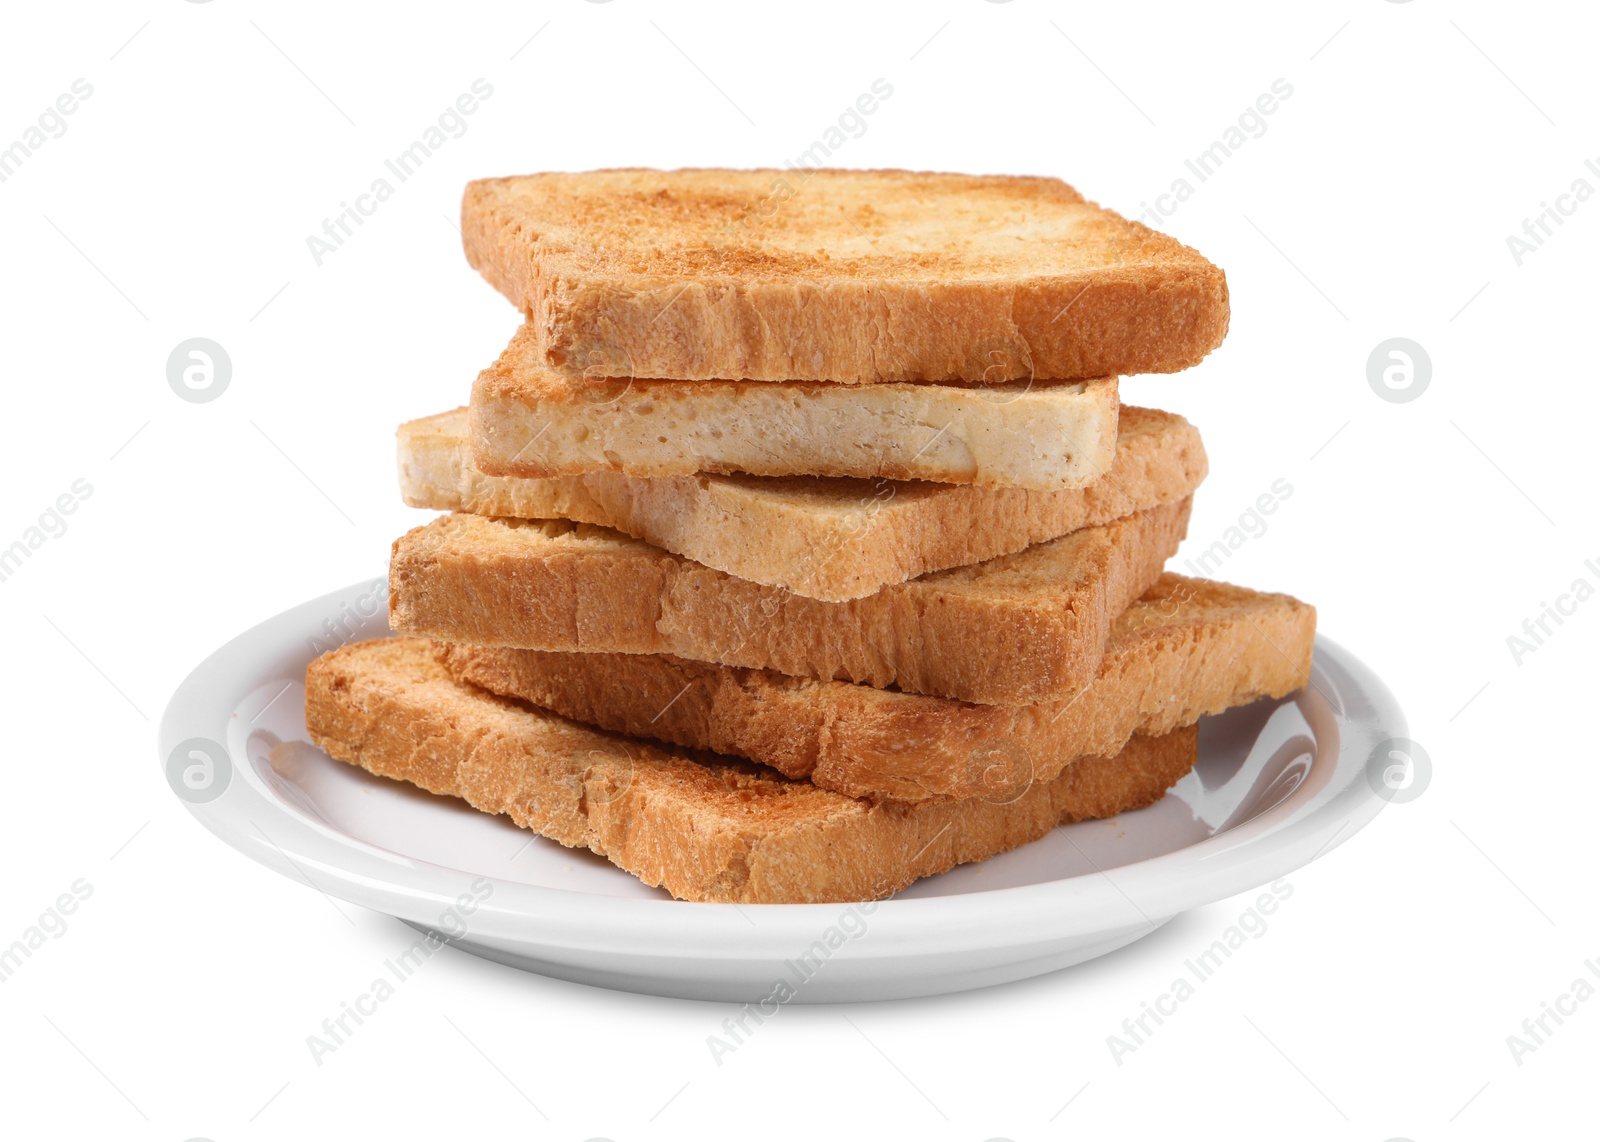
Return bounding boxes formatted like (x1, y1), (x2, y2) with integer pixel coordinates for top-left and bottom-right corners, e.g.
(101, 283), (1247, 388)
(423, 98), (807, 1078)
(159, 579), (1406, 1002)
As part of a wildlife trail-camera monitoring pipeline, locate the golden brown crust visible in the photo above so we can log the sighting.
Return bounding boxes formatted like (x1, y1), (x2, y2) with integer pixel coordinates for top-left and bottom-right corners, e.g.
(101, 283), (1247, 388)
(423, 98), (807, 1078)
(399, 404), (1208, 601)
(460, 169), (1229, 383)
(388, 499), (1191, 705)
(436, 574), (1317, 802)
(304, 636), (1198, 903)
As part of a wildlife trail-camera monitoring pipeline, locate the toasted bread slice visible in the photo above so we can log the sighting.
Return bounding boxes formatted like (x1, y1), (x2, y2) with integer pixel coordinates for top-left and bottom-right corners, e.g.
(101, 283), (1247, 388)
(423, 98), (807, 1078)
(388, 499), (1192, 706)
(305, 637), (1198, 904)
(437, 575), (1316, 802)
(399, 405), (1206, 602)
(468, 323), (1119, 489)
(461, 169), (1229, 383)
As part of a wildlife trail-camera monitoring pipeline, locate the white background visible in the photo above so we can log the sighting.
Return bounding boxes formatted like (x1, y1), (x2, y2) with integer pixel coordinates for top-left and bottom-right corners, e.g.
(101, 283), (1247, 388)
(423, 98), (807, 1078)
(1, 1), (1595, 1138)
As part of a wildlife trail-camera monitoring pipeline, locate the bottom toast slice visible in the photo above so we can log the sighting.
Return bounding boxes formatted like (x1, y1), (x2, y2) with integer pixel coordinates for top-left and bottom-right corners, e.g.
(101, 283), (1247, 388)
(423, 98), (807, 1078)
(304, 637), (1198, 905)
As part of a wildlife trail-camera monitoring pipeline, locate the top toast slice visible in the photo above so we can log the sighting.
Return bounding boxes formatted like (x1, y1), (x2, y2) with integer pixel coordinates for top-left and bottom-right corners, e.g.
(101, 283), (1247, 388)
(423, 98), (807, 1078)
(461, 169), (1229, 383)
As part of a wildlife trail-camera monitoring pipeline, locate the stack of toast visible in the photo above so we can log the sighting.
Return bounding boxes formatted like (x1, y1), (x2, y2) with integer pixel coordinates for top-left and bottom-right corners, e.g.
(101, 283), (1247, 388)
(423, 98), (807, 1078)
(304, 169), (1317, 904)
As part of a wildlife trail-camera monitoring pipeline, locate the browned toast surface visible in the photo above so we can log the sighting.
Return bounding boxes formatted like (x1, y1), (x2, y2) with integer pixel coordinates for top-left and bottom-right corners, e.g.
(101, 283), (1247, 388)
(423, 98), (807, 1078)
(461, 169), (1228, 383)
(438, 574), (1316, 802)
(304, 636), (1198, 904)
(388, 499), (1192, 705)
